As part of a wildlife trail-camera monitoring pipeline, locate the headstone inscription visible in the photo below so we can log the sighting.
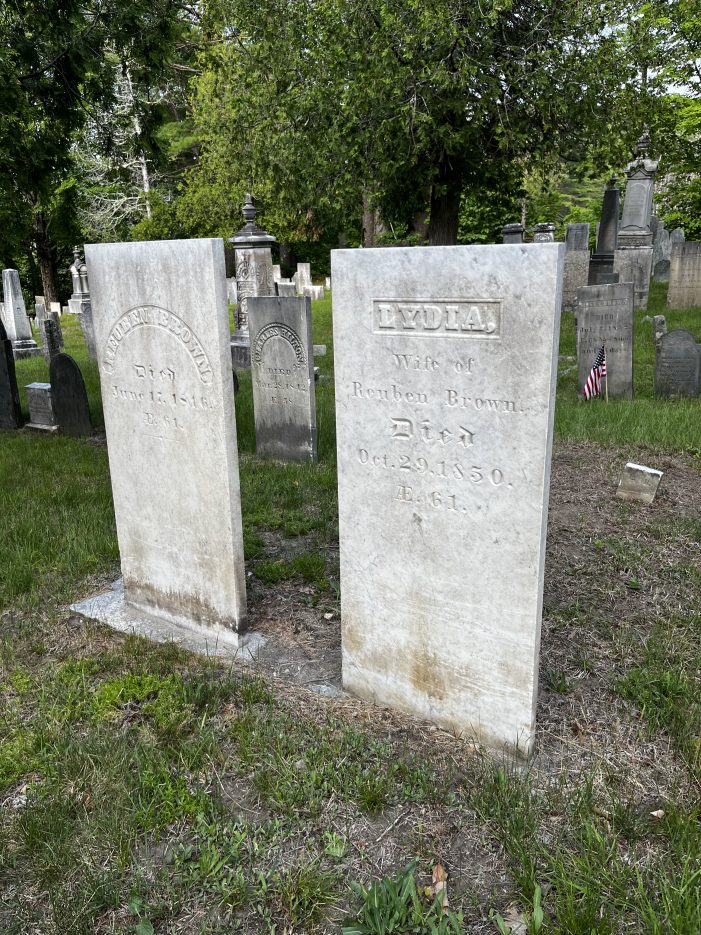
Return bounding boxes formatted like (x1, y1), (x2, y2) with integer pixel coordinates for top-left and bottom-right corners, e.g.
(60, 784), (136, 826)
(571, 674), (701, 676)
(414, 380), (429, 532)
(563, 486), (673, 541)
(25, 382), (58, 431)
(576, 283), (634, 399)
(331, 243), (564, 755)
(248, 295), (317, 462)
(82, 238), (247, 643)
(50, 353), (93, 435)
(655, 330), (700, 397)
(0, 320), (22, 429)
(613, 246), (653, 310)
(667, 242), (701, 309)
(1, 269), (40, 358)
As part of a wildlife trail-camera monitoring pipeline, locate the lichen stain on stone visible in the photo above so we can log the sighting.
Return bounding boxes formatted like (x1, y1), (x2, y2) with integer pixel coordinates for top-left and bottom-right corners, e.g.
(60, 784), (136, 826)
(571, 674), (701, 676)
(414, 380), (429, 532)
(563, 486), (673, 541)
(408, 648), (448, 702)
(124, 577), (246, 633)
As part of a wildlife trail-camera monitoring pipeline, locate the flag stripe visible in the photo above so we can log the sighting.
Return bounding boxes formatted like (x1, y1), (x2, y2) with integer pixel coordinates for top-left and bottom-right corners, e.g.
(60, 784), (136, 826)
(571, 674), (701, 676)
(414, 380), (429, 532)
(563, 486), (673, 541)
(583, 345), (606, 400)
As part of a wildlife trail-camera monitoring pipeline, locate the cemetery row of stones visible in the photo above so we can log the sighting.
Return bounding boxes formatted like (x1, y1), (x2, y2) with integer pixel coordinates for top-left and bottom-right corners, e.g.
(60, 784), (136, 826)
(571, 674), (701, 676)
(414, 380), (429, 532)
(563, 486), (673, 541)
(0, 135), (699, 756)
(59, 236), (672, 757)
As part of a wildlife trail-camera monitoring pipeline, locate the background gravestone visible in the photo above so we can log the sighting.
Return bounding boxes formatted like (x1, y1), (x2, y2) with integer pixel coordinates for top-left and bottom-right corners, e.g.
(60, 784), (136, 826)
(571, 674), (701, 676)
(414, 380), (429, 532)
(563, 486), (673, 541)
(248, 295), (317, 462)
(1, 269), (40, 357)
(502, 223), (524, 244)
(589, 178), (620, 284)
(576, 283), (634, 398)
(667, 241), (701, 309)
(565, 223), (590, 252)
(562, 250), (590, 313)
(655, 330), (700, 398)
(25, 382), (57, 431)
(332, 243), (563, 756)
(82, 238), (248, 642)
(0, 319), (22, 429)
(50, 353), (93, 435)
(613, 246), (653, 310)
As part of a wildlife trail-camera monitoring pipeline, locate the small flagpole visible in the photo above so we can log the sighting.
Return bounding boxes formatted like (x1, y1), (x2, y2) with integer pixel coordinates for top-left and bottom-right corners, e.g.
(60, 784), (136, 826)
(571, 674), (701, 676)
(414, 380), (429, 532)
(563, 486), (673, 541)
(604, 343), (609, 404)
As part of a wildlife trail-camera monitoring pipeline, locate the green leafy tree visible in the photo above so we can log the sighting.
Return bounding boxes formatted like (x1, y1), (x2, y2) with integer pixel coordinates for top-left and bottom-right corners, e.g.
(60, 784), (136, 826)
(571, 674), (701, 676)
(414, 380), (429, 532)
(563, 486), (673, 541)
(191, 0), (645, 246)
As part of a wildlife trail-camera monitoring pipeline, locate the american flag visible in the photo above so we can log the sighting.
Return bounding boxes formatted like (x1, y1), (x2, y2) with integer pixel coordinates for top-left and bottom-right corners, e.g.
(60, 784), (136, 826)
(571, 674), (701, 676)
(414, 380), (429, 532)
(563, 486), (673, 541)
(583, 345), (606, 400)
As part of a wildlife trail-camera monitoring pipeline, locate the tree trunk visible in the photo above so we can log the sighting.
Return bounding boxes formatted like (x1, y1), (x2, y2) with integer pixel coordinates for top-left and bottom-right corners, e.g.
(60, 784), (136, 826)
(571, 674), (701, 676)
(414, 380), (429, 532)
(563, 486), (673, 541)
(33, 211), (59, 304)
(428, 156), (463, 246)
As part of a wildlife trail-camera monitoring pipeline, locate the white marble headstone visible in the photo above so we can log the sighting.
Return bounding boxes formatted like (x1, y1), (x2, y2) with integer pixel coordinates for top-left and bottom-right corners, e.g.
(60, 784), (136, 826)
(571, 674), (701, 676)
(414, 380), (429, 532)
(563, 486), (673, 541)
(84, 239), (247, 640)
(331, 244), (563, 755)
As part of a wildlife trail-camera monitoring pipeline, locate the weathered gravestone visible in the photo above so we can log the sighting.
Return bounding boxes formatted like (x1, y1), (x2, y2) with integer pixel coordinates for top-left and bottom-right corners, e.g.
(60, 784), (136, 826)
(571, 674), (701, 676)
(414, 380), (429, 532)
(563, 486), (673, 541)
(50, 353), (93, 435)
(276, 281), (296, 297)
(77, 238), (248, 646)
(667, 242), (701, 309)
(1, 269), (40, 358)
(562, 250), (590, 313)
(589, 178), (620, 285)
(248, 295), (317, 462)
(0, 320), (22, 429)
(331, 243), (564, 755)
(653, 315), (667, 344)
(533, 222), (556, 242)
(502, 223), (524, 244)
(613, 246), (653, 310)
(566, 223), (590, 252)
(617, 131), (658, 247)
(25, 382), (57, 431)
(655, 329), (700, 397)
(576, 283), (634, 398)
(616, 463), (663, 504)
(43, 318), (62, 362)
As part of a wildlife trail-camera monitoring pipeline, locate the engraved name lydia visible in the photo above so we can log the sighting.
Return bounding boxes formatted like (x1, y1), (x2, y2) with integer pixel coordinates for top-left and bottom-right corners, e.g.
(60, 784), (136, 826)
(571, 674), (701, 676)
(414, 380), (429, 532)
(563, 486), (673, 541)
(374, 300), (500, 337)
(102, 305), (214, 384)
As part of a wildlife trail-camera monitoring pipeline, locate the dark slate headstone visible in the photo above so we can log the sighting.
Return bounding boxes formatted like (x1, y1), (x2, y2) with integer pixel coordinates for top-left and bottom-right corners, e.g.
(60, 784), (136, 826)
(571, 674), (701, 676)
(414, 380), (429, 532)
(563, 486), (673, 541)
(533, 222), (556, 242)
(594, 179), (620, 256)
(576, 282), (634, 399)
(655, 330), (700, 398)
(502, 223), (524, 244)
(43, 318), (62, 361)
(565, 223), (590, 252)
(49, 353), (93, 436)
(0, 319), (22, 428)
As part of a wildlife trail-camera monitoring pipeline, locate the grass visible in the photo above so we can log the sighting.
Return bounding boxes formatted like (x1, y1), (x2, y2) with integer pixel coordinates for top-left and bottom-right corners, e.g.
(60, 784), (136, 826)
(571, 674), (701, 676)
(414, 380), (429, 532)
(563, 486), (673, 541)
(1, 282), (700, 932)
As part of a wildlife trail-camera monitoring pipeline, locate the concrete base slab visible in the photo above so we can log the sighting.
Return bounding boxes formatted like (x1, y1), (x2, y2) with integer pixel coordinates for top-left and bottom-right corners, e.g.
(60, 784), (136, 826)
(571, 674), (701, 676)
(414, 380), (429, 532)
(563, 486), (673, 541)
(71, 579), (266, 660)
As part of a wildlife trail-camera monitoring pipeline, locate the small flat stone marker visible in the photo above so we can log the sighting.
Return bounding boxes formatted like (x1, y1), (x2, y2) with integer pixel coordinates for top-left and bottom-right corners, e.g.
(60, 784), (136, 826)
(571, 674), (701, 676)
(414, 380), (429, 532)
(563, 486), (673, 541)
(25, 382), (58, 431)
(616, 463), (663, 504)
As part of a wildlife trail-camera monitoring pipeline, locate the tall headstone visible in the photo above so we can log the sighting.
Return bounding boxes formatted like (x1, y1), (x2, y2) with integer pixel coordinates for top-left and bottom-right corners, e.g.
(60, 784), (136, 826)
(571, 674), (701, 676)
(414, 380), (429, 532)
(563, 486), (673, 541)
(618, 132), (658, 247)
(652, 220), (671, 282)
(0, 320), (22, 429)
(589, 178), (620, 284)
(230, 194), (275, 336)
(229, 194), (275, 372)
(331, 243), (564, 755)
(83, 238), (248, 642)
(565, 223), (590, 252)
(502, 223), (524, 244)
(50, 353), (93, 435)
(533, 222), (556, 243)
(576, 283), (634, 398)
(294, 263), (312, 295)
(613, 245), (654, 310)
(655, 329), (700, 397)
(248, 295), (317, 462)
(1, 270), (40, 358)
(667, 242), (701, 309)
